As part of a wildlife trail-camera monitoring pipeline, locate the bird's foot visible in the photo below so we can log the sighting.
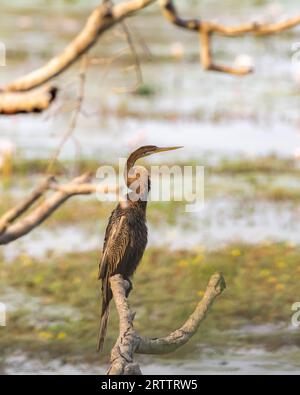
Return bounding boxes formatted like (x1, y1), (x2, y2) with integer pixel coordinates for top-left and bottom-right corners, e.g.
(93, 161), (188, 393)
(125, 278), (133, 297)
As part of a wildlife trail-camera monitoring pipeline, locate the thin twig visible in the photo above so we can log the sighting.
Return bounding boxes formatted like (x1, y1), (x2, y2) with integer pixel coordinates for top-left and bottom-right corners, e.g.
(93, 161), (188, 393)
(113, 20), (144, 93)
(46, 57), (88, 175)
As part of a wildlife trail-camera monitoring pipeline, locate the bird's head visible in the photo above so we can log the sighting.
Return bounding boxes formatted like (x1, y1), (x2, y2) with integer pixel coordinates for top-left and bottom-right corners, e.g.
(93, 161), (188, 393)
(127, 145), (183, 165)
(125, 145), (183, 199)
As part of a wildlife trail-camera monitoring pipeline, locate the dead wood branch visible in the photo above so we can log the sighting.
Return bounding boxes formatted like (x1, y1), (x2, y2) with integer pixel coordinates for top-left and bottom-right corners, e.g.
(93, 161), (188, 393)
(0, 173), (116, 245)
(159, 0), (300, 75)
(1, 0), (299, 113)
(0, 86), (57, 115)
(1, 0), (155, 93)
(0, 176), (55, 235)
(107, 272), (226, 375)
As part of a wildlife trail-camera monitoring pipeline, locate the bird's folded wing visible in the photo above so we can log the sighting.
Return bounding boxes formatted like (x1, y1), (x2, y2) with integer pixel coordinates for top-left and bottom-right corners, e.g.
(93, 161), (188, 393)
(98, 215), (130, 279)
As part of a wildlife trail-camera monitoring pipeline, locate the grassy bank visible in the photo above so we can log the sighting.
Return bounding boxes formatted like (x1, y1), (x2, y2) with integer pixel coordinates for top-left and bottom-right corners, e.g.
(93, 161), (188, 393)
(0, 242), (299, 365)
(8, 155), (300, 177)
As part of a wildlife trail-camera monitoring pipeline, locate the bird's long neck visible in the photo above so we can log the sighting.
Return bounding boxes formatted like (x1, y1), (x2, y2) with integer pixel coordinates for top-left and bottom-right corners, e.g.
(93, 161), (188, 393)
(126, 177), (150, 205)
(125, 153), (150, 205)
(125, 151), (140, 187)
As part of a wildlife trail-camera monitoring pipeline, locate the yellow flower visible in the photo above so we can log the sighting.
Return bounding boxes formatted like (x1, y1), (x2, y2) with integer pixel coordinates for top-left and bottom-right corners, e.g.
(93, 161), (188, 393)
(57, 332), (67, 340)
(276, 261), (286, 269)
(259, 269), (271, 278)
(197, 290), (205, 298)
(231, 249), (241, 257)
(191, 255), (204, 265)
(275, 283), (285, 292)
(38, 331), (53, 340)
(73, 277), (82, 285)
(178, 260), (188, 268)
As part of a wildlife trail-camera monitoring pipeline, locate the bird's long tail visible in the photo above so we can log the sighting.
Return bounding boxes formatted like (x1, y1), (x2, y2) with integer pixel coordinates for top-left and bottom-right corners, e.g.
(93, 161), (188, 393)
(97, 276), (111, 352)
(97, 303), (110, 352)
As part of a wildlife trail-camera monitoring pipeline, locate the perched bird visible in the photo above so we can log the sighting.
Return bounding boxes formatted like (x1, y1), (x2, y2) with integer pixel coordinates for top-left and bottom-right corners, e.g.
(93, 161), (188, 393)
(97, 145), (182, 352)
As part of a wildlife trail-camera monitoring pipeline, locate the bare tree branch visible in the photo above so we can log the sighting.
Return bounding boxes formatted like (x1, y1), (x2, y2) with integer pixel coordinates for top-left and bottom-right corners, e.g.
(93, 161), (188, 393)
(0, 173), (117, 245)
(159, 0), (300, 75)
(107, 272), (226, 375)
(136, 273), (226, 354)
(108, 275), (142, 375)
(1, 0), (299, 113)
(0, 86), (57, 115)
(1, 0), (155, 93)
(159, 0), (200, 30)
(0, 176), (55, 235)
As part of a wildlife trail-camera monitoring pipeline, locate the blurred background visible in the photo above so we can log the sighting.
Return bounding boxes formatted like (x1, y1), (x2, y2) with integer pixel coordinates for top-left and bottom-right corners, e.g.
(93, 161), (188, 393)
(0, 0), (300, 374)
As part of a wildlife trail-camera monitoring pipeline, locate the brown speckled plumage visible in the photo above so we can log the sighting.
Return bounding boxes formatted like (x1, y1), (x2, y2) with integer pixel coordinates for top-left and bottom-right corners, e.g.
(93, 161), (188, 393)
(97, 145), (182, 352)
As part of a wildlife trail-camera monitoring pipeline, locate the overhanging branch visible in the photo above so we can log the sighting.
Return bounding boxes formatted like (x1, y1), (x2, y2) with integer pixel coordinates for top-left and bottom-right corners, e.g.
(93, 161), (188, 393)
(0, 86), (57, 115)
(0, 173), (117, 245)
(0, 0), (155, 93)
(1, 0), (299, 114)
(158, 0), (300, 75)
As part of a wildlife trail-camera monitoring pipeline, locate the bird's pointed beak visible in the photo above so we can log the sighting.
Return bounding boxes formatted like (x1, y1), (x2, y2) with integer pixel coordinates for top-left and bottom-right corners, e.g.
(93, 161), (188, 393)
(154, 146), (183, 154)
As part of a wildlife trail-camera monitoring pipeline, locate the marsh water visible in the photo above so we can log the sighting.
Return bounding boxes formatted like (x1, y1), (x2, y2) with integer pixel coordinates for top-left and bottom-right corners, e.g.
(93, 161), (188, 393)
(1, 0), (300, 374)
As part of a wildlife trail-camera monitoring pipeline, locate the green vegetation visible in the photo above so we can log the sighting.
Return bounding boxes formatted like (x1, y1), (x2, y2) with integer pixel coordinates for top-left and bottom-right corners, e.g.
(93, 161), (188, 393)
(10, 154), (300, 177)
(134, 83), (157, 97)
(213, 156), (300, 175)
(0, 243), (299, 364)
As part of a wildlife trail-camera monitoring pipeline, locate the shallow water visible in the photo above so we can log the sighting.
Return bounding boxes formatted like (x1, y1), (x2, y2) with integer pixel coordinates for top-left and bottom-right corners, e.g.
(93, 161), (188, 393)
(2, 115), (300, 161)
(1, 0), (300, 375)
(1, 284), (299, 375)
(1, 1), (300, 161)
(1, 286), (82, 327)
(2, 198), (300, 260)
(2, 345), (300, 375)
